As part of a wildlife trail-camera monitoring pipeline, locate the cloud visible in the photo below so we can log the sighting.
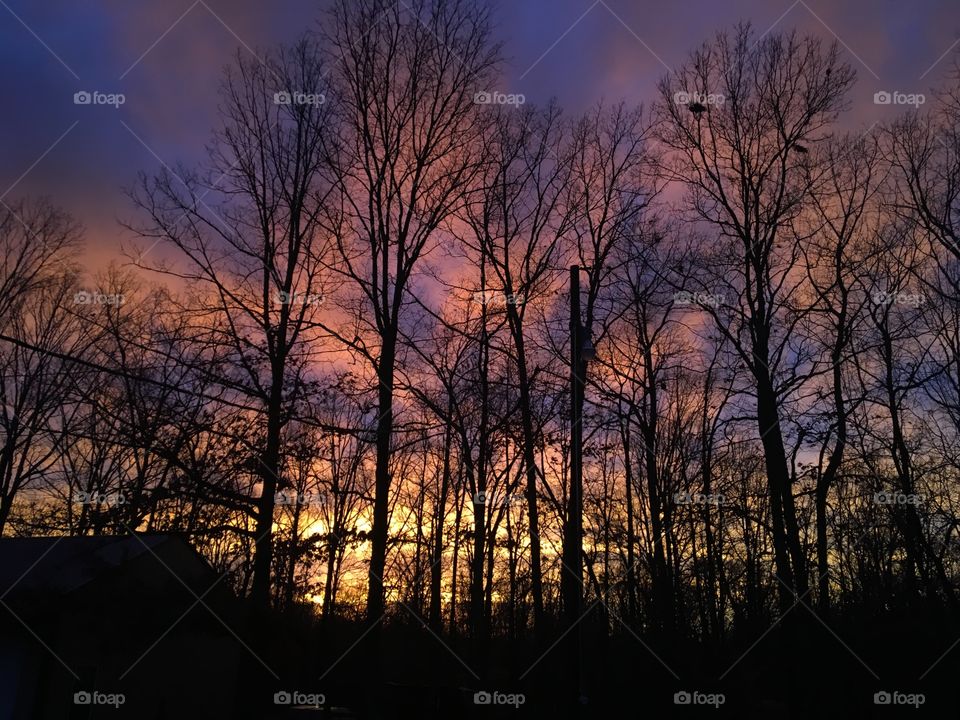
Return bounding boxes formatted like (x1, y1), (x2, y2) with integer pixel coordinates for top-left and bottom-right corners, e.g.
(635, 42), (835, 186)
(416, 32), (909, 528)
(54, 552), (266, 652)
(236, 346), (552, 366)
(2, 0), (959, 272)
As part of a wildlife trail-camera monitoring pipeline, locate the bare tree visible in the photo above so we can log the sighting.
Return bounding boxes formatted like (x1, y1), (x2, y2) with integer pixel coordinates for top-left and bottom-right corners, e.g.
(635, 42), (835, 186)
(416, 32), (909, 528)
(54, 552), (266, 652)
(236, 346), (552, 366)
(321, 0), (500, 623)
(460, 102), (575, 636)
(802, 134), (880, 610)
(656, 26), (855, 607)
(129, 40), (334, 607)
(0, 198), (80, 328)
(0, 271), (88, 533)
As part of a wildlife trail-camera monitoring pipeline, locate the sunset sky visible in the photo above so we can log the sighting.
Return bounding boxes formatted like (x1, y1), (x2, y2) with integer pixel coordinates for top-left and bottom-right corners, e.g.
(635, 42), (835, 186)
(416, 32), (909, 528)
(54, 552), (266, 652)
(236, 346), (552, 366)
(3, 4), (960, 715)
(0, 0), (956, 270)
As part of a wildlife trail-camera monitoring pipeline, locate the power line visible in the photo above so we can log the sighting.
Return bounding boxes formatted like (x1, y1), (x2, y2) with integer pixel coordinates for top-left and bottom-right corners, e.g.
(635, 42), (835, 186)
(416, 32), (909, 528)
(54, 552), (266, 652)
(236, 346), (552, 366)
(0, 332), (360, 436)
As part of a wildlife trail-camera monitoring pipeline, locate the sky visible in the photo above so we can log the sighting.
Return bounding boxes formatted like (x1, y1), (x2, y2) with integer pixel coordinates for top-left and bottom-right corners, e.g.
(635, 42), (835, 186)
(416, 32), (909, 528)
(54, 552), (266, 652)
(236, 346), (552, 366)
(1, 0), (958, 271)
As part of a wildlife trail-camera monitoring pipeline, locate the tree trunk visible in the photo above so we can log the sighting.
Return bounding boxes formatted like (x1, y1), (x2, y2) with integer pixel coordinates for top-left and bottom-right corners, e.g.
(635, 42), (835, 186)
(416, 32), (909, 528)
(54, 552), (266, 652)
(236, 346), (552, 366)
(367, 336), (396, 623)
(250, 369), (284, 608)
(622, 423), (638, 621)
(515, 343), (545, 636)
(429, 415), (453, 631)
(755, 360), (806, 610)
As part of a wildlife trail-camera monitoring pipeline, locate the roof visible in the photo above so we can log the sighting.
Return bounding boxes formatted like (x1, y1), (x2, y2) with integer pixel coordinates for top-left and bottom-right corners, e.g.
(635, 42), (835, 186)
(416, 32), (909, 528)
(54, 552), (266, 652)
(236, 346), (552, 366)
(0, 534), (212, 598)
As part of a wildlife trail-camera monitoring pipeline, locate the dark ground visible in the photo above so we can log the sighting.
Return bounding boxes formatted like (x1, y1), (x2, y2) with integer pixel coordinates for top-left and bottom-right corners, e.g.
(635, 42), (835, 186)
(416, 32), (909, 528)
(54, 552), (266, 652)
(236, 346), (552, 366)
(246, 602), (960, 719)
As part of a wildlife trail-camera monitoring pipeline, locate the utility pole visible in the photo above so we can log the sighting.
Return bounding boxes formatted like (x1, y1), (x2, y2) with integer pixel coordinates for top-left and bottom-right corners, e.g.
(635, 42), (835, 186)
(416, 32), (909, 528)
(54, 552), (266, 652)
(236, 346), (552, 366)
(563, 265), (593, 716)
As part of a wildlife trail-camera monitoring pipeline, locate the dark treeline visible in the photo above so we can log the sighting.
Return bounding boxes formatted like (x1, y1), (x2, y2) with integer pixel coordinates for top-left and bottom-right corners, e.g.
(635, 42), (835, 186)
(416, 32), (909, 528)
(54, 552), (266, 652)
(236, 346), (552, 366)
(4, 1), (960, 715)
